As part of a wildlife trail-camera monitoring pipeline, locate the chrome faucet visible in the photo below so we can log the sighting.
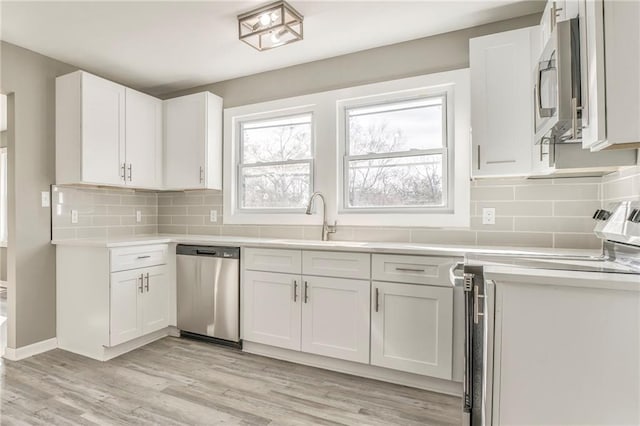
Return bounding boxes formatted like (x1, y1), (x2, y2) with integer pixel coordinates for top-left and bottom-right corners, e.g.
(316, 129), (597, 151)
(305, 192), (337, 241)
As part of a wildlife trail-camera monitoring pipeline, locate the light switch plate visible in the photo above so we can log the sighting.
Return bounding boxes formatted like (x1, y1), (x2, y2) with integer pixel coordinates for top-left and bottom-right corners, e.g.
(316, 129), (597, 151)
(41, 191), (50, 207)
(482, 207), (496, 225)
(136, 210), (142, 223)
(71, 210), (78, 224)
(209, 210), (218, 223)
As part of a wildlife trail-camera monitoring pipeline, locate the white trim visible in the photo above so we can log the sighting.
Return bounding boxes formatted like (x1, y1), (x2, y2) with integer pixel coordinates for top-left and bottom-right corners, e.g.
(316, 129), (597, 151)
(243, 341), (462, 396)
(3, 337), (58, 361)
(223, 70), (471, 227)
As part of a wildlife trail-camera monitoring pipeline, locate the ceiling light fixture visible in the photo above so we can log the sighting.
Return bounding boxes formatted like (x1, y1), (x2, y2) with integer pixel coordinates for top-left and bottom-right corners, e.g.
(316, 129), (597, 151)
(238, 1), (304, 51)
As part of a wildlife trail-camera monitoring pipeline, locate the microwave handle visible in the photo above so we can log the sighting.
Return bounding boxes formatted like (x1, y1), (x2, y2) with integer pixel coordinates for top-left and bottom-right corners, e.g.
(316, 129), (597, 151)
(537, 60), (556, 118)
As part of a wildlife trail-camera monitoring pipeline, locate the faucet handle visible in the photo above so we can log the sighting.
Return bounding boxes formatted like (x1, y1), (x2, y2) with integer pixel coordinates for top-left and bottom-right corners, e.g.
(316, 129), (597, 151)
(327, 221), (337, 234)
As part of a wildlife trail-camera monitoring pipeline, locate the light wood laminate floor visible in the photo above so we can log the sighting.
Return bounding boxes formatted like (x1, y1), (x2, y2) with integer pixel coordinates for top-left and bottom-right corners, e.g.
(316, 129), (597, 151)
(0, 337), (462, 425)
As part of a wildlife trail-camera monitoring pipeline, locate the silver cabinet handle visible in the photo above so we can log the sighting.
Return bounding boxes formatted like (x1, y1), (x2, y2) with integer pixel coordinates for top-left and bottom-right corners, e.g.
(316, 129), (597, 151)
(136, 255), (151, 259)
(127, 163), (132, 181)
(477, 145), (481, 170)
(395, 267), (425, 273)
(199, 166), (204, 184)
(138, 274), (144, 293)
(571, 97), (583, 140)
(473, 284), (485, 324)
(121, 163), (126, 181)
(145, 273), (150, 292)
(375, 287), (380, 312)
(303, 281), (309, 303)
(293, 280), (298, 302)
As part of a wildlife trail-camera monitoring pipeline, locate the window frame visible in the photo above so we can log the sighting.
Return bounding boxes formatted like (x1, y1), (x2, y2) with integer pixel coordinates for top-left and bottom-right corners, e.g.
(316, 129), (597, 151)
(341, 93), (451, 213)
(236, 112), (315, 213)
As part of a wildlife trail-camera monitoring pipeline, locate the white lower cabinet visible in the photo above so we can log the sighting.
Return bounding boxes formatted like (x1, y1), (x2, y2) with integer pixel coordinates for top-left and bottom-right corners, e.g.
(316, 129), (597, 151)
(301, 276), (370, 363)
(371, 281), (453, 379)
(493, 280), (640, 425)
(241, 249), (458, 383)
(109, 265), (169, 347)
(242, 270), (301, 351)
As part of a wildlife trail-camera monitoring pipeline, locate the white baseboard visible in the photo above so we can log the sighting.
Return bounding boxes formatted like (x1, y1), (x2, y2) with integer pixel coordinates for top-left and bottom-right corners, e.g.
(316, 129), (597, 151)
(243, 341), (462, 396)
(4, 337), (58, 361)
(101, 328), (170, 361)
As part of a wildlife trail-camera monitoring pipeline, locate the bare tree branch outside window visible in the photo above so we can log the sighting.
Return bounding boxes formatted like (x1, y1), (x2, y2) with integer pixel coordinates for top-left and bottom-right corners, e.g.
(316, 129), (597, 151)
(239, 114), (313, 209)
(345, 97), (446, 209)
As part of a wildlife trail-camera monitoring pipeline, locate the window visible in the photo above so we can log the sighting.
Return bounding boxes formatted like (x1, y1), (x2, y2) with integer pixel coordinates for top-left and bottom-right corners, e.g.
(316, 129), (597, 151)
(344, 96), (447, 210)
(238, 114), (313, 211)
(224, 69), (470, 227)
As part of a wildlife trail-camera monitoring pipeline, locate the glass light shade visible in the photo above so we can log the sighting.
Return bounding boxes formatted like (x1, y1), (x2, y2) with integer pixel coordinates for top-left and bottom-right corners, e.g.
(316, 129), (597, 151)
(238, 1), (303, 51)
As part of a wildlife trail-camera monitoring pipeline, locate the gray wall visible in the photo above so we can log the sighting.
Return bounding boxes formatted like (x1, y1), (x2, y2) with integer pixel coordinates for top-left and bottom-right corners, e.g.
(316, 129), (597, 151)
(162, 14), (541, 106)
(1, 42), (76, 348)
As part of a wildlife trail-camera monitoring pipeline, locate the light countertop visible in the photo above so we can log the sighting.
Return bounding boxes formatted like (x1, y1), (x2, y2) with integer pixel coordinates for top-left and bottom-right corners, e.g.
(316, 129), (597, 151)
(51, 233), (601, 259)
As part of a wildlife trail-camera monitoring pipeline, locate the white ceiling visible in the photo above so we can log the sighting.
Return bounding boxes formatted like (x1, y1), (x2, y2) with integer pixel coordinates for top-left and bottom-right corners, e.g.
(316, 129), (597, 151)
(1, 1), (543, 96)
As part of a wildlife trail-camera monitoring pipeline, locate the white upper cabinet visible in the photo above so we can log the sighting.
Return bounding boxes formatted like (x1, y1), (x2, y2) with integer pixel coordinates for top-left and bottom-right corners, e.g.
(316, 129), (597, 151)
(580, 0), (640, 151)
(56, 71), (163, 189)
(163, 92), (222, 190)
(57, 71), (125, 186)
(540, 0), (580, 46)
(125, 88), (162, 188)
(470, 26), (537, 177)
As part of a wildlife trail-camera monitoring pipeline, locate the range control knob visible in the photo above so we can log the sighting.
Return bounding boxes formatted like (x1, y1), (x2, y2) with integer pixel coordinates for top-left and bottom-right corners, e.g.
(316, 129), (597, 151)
(628, 209), (640, 223)
(598, 210), (612, 221)
(593, 209), (611, 221)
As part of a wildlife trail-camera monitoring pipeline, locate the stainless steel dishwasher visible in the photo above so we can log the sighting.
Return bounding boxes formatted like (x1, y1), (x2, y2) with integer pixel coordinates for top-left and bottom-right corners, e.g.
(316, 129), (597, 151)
(176, 245), (240, 347)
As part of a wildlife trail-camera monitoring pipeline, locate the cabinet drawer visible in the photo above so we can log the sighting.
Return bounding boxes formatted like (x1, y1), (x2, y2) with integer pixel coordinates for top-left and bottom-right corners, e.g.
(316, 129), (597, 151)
(372, 254), (458, 286)
(302, 251), (370, 279)
(110, 244), (168, 272)
(244, 248), (301, 274)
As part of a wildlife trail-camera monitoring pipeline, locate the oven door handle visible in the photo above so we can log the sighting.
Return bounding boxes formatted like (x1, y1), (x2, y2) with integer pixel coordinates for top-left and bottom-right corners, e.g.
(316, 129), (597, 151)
(463, 274), (474, 415)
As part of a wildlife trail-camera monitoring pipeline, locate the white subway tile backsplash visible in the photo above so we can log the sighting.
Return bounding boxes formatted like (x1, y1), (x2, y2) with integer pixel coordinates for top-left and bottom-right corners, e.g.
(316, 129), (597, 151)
(54, 166), (640, 250)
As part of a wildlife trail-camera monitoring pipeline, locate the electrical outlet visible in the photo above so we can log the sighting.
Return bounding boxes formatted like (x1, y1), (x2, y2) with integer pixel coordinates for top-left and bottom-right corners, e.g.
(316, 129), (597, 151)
(482, 207), (496, 225)
(71, 210), (79, 224)
(41, 191), (50, 207)
(136, 210), (142, 223)
(209, 210), (218, 223)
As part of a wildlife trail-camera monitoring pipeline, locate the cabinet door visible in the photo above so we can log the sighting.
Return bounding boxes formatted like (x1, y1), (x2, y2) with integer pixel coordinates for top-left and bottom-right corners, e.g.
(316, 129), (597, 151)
(125, 89), (162, 188)
(164, 93), (206, 189)
(141, 265), (169, 334)
(579, 0), (607, 150)
(81, 72), (125, 185)
(470, 27), (535, 177)
(243, 270), (301, 350)
(301, 276), (370, 363)
(110, 269), (143, 346)
(371, 282), (453, 379)
(494, 281), (640, 425)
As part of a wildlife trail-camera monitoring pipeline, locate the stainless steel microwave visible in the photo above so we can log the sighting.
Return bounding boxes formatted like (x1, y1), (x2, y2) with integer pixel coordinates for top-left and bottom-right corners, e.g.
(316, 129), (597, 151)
(534, 18), (583, 143)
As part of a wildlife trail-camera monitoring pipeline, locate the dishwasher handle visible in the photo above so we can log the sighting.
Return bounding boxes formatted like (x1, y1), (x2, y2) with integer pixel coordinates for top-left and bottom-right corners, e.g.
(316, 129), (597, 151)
(196, 249), (218, 256)
(176, 245), (240, 259)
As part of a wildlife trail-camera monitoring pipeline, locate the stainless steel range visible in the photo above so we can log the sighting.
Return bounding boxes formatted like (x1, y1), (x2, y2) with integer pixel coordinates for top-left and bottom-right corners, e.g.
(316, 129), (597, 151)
(461, 201), (640, 425)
